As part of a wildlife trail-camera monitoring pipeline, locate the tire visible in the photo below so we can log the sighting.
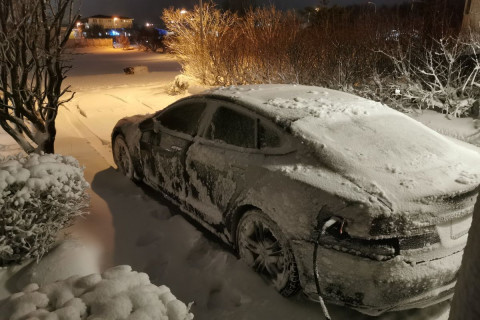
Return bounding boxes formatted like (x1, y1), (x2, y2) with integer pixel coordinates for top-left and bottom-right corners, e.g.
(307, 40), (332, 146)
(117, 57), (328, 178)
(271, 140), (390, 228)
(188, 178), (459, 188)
(236, 210), (300, 297)
(113, 135), (135, 180)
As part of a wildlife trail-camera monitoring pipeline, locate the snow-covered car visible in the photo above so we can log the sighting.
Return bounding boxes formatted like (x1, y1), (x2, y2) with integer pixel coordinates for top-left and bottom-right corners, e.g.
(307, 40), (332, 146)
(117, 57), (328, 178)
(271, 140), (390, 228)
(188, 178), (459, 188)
(112, 84), (480, 315)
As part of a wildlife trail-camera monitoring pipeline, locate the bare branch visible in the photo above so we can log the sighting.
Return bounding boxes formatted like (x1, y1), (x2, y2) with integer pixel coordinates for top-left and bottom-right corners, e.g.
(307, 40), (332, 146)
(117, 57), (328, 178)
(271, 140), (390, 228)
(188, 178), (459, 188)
(0, 0), (78, 153)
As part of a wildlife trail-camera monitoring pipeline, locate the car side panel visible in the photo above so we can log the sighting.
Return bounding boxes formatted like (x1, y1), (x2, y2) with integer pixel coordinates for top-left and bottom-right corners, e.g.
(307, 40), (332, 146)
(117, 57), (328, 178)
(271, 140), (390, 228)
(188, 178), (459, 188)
(185, 140), (265, 227)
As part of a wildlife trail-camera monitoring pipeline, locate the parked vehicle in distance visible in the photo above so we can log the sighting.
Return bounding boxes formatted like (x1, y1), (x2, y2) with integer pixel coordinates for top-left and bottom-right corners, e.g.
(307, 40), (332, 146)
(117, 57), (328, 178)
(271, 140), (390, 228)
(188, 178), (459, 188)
(112, 84), (480, 315)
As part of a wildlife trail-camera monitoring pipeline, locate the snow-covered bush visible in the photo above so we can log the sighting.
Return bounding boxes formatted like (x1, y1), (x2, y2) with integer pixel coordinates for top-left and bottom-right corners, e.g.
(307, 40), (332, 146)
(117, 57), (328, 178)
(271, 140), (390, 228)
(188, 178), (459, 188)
(0, 153), (89, 266)
(163, 4), (478, 117)
(0, 265), (194, 320)
(375, 36), (480, 117)
(167, 75), (191, 95)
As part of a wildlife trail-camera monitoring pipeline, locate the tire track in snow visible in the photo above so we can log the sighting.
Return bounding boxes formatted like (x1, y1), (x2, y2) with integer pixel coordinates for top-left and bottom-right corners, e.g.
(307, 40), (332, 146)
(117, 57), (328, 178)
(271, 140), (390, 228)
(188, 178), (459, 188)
(60, 107), (115, 167)
(106, 94), (128, 104)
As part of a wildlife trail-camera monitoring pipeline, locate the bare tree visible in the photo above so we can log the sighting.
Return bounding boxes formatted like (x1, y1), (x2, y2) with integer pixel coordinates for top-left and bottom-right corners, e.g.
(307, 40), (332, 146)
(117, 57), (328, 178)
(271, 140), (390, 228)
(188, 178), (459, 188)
(0, 0), (78, 154)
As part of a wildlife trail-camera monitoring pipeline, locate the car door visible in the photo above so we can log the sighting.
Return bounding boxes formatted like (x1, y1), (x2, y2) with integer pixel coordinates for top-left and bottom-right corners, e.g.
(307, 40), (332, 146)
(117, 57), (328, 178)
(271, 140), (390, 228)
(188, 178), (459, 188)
(139, 100), (206, 202)
(185, 100), (284, 226)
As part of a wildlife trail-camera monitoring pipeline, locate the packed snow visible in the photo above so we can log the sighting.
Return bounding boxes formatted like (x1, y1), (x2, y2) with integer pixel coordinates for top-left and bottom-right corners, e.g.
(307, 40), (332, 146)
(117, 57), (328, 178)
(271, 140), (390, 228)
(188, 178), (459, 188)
(3, 47), (478, 319)
(0, 240), (100, 301)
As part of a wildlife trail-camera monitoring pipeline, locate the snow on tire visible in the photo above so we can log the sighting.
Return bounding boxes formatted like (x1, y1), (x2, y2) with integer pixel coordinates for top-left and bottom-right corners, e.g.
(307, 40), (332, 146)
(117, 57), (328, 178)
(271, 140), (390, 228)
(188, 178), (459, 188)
(113, 135), (135, 180)
(236, 210), (300, 297)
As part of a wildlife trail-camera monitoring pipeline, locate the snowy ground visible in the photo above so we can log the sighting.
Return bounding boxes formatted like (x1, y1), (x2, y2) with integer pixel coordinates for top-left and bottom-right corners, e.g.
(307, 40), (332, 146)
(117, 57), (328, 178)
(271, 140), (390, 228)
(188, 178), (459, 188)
(3, 47), (478, 319)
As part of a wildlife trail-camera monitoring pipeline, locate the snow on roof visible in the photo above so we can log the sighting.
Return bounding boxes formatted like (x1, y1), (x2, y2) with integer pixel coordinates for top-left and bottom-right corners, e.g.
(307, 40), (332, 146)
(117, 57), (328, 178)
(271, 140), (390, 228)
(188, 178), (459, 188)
(207, 84), (393, 126)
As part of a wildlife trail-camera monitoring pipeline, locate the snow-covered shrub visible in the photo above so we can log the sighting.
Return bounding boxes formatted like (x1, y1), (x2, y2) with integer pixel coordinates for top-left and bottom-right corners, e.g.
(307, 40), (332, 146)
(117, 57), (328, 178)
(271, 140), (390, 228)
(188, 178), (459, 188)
(0, 153), (89, 266)
(0, 265), (194, 320)
(362, 36), (480, 117)
(168, 75), (191, 95)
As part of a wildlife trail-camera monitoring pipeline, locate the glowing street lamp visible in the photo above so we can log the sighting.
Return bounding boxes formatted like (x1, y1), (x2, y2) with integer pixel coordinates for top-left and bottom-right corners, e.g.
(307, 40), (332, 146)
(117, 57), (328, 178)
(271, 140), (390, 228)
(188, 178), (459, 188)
(180, 9), (188, 14)
(113, 16), (118, 29)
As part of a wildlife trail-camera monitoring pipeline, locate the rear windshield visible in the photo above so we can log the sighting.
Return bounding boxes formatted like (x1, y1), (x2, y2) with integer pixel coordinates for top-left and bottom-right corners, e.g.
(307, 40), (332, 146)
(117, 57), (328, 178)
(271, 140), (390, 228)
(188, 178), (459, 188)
(292, 114), (456, 172)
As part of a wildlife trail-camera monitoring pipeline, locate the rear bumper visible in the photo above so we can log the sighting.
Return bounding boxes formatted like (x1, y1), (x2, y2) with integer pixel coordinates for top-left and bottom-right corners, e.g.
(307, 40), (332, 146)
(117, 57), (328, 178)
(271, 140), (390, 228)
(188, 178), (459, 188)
(291, 240), (463, 315)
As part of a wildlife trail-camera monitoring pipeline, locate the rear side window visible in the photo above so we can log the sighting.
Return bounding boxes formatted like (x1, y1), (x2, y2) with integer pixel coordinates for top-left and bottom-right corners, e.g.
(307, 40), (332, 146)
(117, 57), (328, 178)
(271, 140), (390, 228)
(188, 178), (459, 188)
(158, 102), (206, 136)
(258, 122), (281, 148)
(206, 107), (256, 148)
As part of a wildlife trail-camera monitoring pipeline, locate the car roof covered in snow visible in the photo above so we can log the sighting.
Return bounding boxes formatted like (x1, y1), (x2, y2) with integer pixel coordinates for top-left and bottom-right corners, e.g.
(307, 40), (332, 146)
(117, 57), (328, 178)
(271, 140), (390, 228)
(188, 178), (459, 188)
(204, 84), (480, 211)
(204, 84), (394, 126)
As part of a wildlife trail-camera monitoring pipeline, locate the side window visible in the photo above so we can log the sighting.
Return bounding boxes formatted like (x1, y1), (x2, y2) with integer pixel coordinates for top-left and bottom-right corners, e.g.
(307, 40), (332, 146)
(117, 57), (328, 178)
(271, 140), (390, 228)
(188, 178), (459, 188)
(206, 107), (256, 148)
(258, 121), (281, 148)
(157, 102), (206, 136)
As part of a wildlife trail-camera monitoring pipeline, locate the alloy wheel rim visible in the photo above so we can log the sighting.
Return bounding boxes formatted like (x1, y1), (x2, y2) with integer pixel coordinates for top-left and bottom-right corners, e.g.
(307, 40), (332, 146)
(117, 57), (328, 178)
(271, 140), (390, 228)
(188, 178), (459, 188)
(239, 220), (288, 290)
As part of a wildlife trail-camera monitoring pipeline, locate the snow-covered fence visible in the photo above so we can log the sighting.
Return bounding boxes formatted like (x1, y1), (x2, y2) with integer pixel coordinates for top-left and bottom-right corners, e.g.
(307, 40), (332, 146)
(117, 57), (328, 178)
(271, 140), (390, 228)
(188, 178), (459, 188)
(0, 265), (194, 320)
(0, 153), (89, 266)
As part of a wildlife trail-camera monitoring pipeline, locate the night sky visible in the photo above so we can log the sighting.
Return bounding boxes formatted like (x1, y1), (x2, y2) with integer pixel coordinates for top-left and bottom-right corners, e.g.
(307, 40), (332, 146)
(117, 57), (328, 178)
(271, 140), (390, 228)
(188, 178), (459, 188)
(80, 0), (401, 25)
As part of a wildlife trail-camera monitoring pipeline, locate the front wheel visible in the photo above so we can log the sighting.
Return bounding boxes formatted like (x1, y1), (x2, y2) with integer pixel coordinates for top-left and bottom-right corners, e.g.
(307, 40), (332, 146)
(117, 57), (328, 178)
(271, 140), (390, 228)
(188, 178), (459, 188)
(236, 210), (300, 297)
(113, 135), (135, 180)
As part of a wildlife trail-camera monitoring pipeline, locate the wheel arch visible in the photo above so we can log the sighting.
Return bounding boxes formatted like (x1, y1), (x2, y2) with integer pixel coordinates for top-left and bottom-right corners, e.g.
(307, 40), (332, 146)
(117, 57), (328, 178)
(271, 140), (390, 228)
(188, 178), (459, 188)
(111, 128), (125, 149)
(112, 130), (143, 180)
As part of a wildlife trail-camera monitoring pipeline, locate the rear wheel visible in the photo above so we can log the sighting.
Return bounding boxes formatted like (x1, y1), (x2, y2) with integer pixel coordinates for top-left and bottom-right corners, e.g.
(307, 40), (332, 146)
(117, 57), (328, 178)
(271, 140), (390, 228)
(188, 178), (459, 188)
(113, 135), (134, 180)
(236, 210), (300, 296)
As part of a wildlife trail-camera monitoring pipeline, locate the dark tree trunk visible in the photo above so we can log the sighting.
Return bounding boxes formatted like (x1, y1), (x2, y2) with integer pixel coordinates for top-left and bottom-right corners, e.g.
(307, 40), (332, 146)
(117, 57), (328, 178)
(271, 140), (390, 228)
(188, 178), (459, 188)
(43, 121), (56, 154)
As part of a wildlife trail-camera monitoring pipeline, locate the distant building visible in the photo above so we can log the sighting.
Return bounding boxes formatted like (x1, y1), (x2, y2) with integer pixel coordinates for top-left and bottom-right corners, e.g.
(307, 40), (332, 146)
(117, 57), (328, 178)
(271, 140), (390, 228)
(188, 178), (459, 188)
(83, 15), (133, 30)
(462, 0), (480, 32)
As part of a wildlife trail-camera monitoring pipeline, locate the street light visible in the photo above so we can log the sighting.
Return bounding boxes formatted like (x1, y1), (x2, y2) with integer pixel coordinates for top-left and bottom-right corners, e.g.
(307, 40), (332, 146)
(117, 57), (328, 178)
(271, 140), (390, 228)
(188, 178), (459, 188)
(180, 9), (188, 14)
(113, 16), (118, 29)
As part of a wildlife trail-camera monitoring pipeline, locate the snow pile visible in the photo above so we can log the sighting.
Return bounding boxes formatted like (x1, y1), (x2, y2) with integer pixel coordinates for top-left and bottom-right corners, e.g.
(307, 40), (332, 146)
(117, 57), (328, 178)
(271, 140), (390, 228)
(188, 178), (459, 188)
(0, 265), (194, 320)
(168, 74), (192, 95)
(0, 153), (89, 266)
